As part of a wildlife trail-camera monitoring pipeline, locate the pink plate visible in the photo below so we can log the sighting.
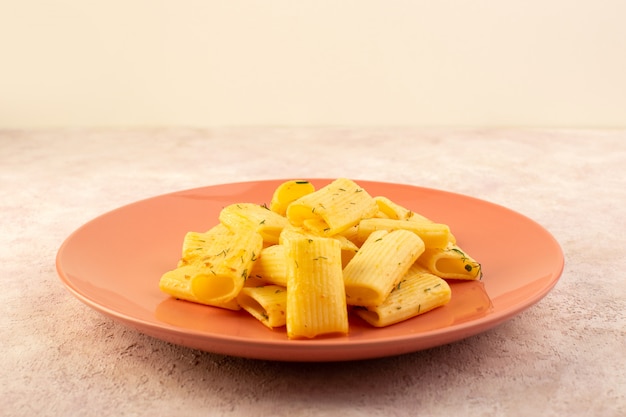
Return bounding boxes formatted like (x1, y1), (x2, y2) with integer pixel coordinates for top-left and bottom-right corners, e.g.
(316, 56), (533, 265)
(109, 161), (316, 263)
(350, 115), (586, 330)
(56, 179), (564, 361)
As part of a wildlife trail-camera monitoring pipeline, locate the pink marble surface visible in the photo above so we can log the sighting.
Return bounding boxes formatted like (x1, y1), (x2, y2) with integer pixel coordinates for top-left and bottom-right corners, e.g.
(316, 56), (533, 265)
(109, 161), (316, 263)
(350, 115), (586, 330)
(1, 127), (624, 416)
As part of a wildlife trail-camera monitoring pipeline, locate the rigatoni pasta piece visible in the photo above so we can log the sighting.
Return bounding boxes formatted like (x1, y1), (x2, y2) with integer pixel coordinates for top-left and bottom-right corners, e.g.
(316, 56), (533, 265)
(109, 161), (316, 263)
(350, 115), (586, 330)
(177, 231), (216, 267)
(354, 265), (451, 327)
(343, 229), (425, 306)
(159, 223), (263, 309)
(332, 234), (359, 267)
(248, 244), (288, 286)
(339, 224), (360, 245)
(286, 178), (378, 236)
(355, 218), (451, 249)
(280, 225), (358, 268)
(373, 196), (458, 244)
(219, 203), (289, 245)
(374, 196), (432, 222)
(159, 264), (242, 310)
(417, 243), (482, 280)
(237, 285), (287, 329)
(269, 180), (316, 216)
(284, 231), (348, 339)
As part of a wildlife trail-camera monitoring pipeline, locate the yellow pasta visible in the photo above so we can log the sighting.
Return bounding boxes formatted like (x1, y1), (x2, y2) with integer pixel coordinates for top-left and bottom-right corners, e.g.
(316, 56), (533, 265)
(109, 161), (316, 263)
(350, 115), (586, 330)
(417, 243), (482, 280)
(286, 177), (378, 236)
(160, 177), (485, 337)
(354, 265), (451, 327)
(248, 244), (288, 286)
(237, 285), (287, 329)
(332, 234), (359, 267)
(339, 224), (360, 244)
(280, 225), (358, 268)
(159, 223), (263, 309)
(374, 196), (432, 222)
(177, 231), (216, 267)
(269, 180), (316, 216)
(343, 229), (425, 306)
(355, 218), (451, 249)
(219, 203), (289, 245)
(372, 196), (460, 243)
(284, 231), (348, 339)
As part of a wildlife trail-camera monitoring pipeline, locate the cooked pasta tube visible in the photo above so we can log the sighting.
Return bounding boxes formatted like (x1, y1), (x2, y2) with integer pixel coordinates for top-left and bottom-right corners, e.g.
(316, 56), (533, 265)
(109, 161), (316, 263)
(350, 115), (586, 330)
(237, 285), (287, 329)
(373, 196), (459, 245)
(159, 264), (243, 310)
(284, 231), (348, 339)
(339, 224), (360, 245)
(286, 178), (378, 236)
(177, 231), (216, 267)
(343, 229), (425, 306)
(280, 226), (359, 268)
(354, 265), (451, 327)
(355, 218), (451, 249)
(374, 196), (432, 222)
(219, 203), (289, 245)
(332, 234), (359, 267)
(249, 244), (288, 286)
(159, 224), (263, 309)
(417, 243), (482, 280)
(269, 180), (316, 216)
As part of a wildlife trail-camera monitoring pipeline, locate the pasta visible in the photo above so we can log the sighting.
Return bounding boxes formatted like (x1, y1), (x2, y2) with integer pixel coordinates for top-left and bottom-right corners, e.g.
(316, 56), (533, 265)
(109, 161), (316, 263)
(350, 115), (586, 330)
(373, 196), (457, 245)
(248, 244), (288, 286)
(355, 218), (451, 249)
(283, 229), (349, 339)
(247, 232), (359, 289)
(237, 285), (287, 329)
(159, 178), (483, 339)
(353, 264), (452, 327)
(286, 177), (379, 236)
(343, 229), (425, 306)
(417, 243), (483, 280)
(159, 223), (263, 309)
(374, 196), (431, 222)
(219, 203), (289, 245)
(269, 179), (316, 216)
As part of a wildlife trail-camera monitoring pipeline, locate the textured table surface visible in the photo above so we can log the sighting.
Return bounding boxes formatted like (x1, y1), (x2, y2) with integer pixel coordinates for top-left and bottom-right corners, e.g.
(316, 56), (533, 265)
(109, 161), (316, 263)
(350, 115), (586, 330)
(2, 128), (625, 417)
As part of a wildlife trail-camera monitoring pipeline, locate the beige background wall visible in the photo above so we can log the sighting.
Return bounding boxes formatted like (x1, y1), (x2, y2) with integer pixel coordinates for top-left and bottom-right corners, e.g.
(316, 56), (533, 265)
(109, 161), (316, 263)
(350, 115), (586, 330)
(1, 0), (625, 128)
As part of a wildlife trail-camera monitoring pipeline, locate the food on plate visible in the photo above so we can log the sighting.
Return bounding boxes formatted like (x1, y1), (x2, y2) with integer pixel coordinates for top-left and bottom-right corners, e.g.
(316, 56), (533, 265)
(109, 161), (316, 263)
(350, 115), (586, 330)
(159, 178), (482, 339)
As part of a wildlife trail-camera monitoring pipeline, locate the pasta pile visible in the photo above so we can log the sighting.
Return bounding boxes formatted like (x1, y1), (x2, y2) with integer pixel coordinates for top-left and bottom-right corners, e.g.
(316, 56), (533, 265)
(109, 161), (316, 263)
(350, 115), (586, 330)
(159, 178), (482, 339)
